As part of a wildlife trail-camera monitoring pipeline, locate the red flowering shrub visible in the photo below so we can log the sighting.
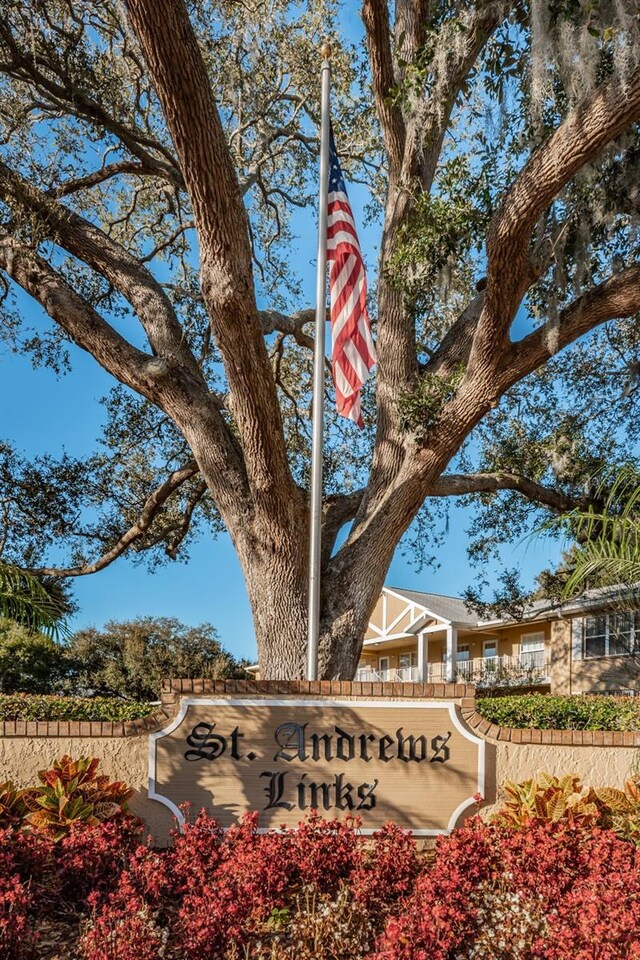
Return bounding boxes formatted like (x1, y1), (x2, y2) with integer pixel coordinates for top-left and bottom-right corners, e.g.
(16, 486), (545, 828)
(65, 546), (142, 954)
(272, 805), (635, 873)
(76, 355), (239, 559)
(3, 772), (640, 960)
(175, 812), (295, 958)
(0, 873), (32, 960)
(351, 822), (421, 911)
(78, 885), (163, 960)
(373, 818), (640, 960)
(56, 816), (143, 902)
(503, 823), (640, 959)
(165, 805), (224, 893)
(0, 828), (56, 912)
(372, 817), (500, 960)
(289, 812), (363, 891)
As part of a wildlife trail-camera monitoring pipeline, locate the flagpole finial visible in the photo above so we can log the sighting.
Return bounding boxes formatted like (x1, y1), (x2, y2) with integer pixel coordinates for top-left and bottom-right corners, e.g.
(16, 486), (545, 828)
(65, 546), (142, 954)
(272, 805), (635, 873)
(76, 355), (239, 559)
(320, 41), (332, 60)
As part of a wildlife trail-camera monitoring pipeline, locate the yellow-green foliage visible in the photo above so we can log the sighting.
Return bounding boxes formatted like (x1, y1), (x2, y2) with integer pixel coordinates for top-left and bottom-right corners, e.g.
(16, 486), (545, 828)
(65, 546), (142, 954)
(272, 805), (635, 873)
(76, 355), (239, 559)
(495, 773), (600, 827)
(495, 772), (640, 844)
(18, 755), (133, 840)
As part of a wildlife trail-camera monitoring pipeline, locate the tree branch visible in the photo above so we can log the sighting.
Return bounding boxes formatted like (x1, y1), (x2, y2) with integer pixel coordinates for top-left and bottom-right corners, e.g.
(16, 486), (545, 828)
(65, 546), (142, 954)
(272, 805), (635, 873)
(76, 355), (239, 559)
(500, 263), (640, 386)
(32, 461), (200, 577)
(402, 4), (504, 190)
(124, 0), (296, 508)
(362, 0), (406, 176)
(424, 291), (485, 376)
(47, 161), (149, 198)
(0, 159), (199, 375)
(165, 480), (208, 560)
(0, 234), (158, 395)
(426, 472), (582, 513)
(321, 489), (365, 568)
(0, 21), (183, 188)
(474, 65), (640, 364)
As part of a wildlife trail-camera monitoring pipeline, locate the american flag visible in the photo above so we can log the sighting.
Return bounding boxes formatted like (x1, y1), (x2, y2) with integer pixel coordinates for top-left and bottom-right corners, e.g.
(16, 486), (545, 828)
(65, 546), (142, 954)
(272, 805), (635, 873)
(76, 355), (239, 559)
(327, 129), (376, 428)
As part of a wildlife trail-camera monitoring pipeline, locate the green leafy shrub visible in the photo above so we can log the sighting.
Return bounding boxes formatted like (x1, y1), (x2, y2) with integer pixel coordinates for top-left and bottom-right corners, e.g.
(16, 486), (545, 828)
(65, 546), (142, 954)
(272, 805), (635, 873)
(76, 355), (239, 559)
(0, 693), (155, 722)
(477, 693), (640, 730)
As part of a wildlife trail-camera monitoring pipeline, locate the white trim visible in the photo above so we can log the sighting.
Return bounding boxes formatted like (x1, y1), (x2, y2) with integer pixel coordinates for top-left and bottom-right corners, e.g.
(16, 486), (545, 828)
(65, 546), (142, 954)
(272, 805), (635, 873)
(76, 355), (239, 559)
(149, 698), (485, 837)
(385, 602), (414, 634)
(382, 587), (452, 627)
(362, 624), (447, 647)
(444, 625), (458, 682)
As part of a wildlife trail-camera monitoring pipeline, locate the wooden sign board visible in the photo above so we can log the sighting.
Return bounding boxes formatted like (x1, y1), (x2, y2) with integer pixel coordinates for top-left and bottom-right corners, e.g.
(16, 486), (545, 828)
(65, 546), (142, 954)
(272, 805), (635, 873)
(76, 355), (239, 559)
(149, 698), (485, 835)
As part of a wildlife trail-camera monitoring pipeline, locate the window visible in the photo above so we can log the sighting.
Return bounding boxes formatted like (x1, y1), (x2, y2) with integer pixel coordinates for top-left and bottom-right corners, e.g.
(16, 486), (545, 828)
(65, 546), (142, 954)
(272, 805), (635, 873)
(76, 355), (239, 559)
(483, 640), (498, 659)
(456, 644), (470, 662)
(398, 652), (417, 670)
(520, 633), (545, 670)
(583, 613), (636, 659)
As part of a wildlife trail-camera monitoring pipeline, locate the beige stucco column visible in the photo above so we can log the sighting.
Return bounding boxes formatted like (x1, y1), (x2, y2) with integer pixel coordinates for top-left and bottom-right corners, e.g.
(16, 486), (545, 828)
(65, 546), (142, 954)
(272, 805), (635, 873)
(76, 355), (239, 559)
(549, 619), (572, 695)
(444, 624), (458, 682)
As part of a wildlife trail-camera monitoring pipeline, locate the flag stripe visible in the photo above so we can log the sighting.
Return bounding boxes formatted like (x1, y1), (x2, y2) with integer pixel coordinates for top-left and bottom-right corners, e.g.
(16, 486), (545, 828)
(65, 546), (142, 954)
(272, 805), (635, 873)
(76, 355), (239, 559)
(327, 129), (375, 429)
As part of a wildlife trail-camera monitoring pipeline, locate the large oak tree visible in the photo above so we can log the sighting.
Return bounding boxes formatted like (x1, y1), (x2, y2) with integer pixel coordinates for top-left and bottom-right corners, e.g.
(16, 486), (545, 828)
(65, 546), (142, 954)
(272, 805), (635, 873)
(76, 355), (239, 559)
(1, 1), (640, 677)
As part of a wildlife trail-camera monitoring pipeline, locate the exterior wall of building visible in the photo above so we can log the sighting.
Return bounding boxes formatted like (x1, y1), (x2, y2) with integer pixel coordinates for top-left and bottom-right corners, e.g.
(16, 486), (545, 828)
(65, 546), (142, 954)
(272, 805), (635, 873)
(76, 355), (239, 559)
(549, 619), (571, 694)
(571, 655), (638, 693)
(364, 595), (384, 639)
(361, 622), (553, 675)
(364, 591), (640, 693)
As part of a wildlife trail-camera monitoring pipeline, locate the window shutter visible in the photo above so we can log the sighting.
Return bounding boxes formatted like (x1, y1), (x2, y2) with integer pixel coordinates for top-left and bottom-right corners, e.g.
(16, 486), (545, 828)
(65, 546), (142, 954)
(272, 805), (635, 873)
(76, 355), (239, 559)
(571, 618), (583, 661)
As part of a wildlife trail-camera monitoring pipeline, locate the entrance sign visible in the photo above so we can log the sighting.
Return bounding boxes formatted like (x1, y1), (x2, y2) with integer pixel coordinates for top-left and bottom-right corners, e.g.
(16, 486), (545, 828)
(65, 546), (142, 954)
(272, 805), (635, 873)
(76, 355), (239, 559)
(149, 699), (485, 835)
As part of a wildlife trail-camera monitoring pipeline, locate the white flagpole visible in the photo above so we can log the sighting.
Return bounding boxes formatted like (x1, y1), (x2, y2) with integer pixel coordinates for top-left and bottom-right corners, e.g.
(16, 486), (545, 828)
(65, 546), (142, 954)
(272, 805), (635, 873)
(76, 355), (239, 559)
(307, 43), (332, 681)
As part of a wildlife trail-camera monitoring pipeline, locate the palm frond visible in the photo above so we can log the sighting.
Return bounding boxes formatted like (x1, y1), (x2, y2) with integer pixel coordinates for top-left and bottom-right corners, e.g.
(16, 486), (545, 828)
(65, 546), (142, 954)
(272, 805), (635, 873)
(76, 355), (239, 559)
(550, 465), (640, 599)
(0, 562), (69, 639)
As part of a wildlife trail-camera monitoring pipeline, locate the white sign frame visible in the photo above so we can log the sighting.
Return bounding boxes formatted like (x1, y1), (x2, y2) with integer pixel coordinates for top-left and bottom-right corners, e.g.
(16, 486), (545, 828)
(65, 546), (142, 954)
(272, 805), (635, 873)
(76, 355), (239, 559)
(149, 698), (486, 836)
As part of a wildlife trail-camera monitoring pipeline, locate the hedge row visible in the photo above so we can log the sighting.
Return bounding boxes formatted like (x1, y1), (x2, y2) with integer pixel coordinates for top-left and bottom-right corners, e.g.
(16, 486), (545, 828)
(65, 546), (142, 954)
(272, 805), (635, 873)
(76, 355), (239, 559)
(477, 693), (640, 731)
(3, 690), (640, 730)
(0, 693), (155, 722)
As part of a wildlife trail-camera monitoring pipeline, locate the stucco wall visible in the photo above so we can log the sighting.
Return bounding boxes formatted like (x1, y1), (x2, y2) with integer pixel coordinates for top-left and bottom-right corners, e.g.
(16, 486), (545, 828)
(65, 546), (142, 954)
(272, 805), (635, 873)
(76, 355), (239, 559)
(2, 680), (639, 842)
(0, 733), (175, 844)
(479, 738), (640, 819)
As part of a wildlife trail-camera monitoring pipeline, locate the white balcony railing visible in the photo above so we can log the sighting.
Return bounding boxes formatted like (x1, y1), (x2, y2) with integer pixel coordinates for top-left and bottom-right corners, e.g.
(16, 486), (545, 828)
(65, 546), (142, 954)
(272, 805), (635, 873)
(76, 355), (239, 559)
(452, 652), (549, 686)
(355, 666), (420, 683)
(356, 652), (549, 687)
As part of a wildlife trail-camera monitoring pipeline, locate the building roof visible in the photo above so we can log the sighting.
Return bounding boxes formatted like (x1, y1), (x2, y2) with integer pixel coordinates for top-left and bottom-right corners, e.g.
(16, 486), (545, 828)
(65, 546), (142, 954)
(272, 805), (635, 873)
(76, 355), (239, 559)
(387, 587), (480, 628)
(386, 582), (640, 634)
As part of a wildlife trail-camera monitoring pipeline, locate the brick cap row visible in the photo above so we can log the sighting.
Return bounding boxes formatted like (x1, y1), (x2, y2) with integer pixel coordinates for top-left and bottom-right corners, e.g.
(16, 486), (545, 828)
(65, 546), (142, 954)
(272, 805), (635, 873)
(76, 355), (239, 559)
(461, 708), (640, 747)
(0, 680), (638, 745)
(160, 678), (476, 699)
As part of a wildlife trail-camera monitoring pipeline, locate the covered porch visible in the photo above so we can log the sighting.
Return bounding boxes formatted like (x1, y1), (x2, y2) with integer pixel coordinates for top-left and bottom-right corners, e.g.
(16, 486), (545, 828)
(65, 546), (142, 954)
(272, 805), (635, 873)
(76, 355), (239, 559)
(360, 586), (551, 688)
(355, 649), (550, 687)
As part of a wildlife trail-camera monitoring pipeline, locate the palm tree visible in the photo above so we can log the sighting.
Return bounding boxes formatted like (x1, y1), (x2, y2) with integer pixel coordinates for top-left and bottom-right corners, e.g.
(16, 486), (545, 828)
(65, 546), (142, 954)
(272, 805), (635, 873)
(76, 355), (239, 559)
(0, 561), (68, 638)
(558, 466), (640, 599)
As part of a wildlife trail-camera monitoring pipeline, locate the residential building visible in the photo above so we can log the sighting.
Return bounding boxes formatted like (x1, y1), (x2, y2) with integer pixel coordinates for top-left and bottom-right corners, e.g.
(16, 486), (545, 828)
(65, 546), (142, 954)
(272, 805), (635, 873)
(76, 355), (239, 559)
(357, 585), (640, 695)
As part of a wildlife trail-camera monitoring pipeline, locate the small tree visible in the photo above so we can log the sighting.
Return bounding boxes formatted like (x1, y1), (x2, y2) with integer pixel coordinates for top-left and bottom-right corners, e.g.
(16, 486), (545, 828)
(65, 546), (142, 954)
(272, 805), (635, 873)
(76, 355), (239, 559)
(0, 618), (65, 693)
(63, 617), (247, 700)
